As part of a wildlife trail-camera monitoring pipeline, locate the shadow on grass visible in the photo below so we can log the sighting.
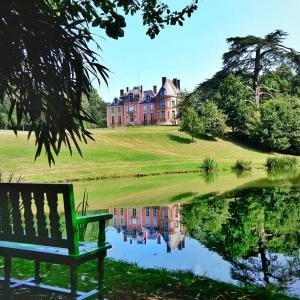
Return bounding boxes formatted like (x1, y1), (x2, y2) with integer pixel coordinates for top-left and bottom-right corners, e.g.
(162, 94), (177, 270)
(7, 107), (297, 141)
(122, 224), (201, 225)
(170, 192), (197, 202)
(224, 133), (269, 154)
(168, 134), (192, 144)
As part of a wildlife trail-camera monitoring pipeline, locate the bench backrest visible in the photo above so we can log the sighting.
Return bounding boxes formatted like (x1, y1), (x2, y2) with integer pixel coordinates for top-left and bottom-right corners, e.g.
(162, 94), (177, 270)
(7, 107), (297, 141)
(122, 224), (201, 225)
(0, 183), (80, 255)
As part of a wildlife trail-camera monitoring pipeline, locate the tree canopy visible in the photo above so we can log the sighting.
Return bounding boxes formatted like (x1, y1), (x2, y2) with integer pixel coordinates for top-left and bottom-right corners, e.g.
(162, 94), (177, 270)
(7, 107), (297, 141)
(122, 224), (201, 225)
(223, 30), (300, 104)
(0, 0), (198, 164)
(183, 183), (300, 291)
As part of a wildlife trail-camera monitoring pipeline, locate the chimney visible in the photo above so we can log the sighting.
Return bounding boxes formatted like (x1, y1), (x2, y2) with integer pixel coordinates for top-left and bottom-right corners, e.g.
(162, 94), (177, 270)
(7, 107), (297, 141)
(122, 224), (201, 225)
(120, 89), (124, 97)
(153, 85), (157, 95)
(177, 79), (181, 90)
(172, 78), (177, 88)
(140, 85), (143, 97)
(167, 244), (171, 253)
(126, 86), (129, 92)
(162, 76), (166, 86)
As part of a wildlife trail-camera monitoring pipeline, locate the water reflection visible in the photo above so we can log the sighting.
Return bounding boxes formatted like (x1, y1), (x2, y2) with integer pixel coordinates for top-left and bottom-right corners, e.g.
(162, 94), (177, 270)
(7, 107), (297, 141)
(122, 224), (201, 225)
(108, 205), (185, 253)
(105, 181), (300, 297)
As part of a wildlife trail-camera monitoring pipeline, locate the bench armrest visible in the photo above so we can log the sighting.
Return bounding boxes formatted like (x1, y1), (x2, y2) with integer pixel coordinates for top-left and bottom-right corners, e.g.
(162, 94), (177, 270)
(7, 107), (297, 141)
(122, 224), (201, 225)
(76, 213), (113, 225)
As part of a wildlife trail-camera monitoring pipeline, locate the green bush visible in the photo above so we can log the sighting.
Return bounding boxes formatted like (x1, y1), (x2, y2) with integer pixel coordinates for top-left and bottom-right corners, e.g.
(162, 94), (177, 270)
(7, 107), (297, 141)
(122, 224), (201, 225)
(233, 160), (252, 171)
(266, 157), (297, 171)
(200, 102), (227, 138)
(201, 157), (218, 172)
(258, 97), (300, 155)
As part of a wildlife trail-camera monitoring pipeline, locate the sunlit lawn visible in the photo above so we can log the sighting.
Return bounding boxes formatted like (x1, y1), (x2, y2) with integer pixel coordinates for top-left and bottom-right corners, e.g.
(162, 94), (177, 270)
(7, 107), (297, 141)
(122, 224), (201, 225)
(0, 126), (280, 182)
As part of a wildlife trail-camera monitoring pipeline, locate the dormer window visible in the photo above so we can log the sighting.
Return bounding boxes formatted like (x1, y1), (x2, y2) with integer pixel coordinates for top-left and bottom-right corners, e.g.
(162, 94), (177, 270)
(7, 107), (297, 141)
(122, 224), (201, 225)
(160, 89), (165, 96)
(146, 95), (151, 102)
(129, 94), (133, 101)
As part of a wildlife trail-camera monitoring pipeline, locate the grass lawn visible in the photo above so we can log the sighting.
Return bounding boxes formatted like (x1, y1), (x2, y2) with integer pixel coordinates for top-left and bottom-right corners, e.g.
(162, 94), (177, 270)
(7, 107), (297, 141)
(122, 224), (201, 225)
(0, 258), (297, 300)
(0, 126), (292, 182)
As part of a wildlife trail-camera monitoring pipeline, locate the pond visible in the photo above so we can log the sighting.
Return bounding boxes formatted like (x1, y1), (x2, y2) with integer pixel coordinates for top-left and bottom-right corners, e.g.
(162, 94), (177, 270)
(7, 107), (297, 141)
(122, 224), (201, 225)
(81, 171), (300, 298)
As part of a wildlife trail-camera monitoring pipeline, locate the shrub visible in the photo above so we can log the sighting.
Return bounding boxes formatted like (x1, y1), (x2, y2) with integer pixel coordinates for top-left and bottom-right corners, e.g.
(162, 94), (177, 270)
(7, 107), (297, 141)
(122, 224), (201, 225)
(201, 157), (218, 172)
(233, 160), (252, 171)
(180, 107), (203, 142)
(200, 102), (227, 138)
(266, 157), (297, 171)
(258, 97), (300, 155)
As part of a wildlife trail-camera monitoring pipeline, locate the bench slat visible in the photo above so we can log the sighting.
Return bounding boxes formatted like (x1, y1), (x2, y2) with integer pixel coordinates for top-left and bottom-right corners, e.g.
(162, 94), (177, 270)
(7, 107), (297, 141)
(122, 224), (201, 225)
(46, 191), (63, 240)
(34, 191), (49, 239)
(0, 190), (12, 236)
(10, 191), (24, 237)
(22, 191), (36, 238)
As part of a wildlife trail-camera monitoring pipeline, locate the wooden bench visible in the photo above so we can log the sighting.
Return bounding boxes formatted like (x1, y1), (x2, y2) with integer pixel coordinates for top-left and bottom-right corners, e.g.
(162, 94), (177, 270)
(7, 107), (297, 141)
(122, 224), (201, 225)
(0, 183), (112, 299)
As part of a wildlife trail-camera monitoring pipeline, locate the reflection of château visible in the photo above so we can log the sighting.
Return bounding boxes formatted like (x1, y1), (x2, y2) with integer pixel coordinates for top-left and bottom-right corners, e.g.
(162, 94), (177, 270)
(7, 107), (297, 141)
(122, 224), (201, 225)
(109, 205), (185, 253)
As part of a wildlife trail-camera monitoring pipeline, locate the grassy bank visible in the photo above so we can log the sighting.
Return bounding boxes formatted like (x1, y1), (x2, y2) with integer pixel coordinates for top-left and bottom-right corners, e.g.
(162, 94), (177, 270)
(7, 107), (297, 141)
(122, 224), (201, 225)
(0, 258), (296, 300)
(0, 126), (292, 182)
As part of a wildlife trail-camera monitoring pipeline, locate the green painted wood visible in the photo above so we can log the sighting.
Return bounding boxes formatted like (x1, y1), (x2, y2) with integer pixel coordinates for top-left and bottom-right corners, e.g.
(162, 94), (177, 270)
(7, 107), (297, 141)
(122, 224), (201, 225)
(0, 183), (112, 299)
(10, 191), (24, 237)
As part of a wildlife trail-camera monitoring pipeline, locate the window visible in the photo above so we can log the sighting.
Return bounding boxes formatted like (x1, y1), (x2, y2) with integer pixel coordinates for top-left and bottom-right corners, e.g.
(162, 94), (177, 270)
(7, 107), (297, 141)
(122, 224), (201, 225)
(161, 111), (165, 120)
(164, 208), (168, 218)
(152, 208), (157, 217)
(132, 208), (136, 217)
(150, 113), (154, 122)
(160, 89), (165, 96)
(129, 105), (134, 112)
(150, 103), (154, 111)
(143, 114), (147, 123)
(132, 218), (137, 225)
(145, 207), (150, 216)
(159, 101), (166, 108)
(167, 111), (170, 119)
(164, 221), (168, 229)
(172, 110), (175, 118)
(111, 116), (115, 125)
(146, 95), (151, 102)
(171, 100), (176, 108)
(120, 217), (124, 225)
(143, 104), (147, 112)
(118, 115), (121, 125)
(113, 208), (117, 215)
(130, 114), (134, 123)
(120, 208), (124, 216)
(118, 106), (121, 113)
(129, 94), (133, 101)
(111, 107), (114, 113)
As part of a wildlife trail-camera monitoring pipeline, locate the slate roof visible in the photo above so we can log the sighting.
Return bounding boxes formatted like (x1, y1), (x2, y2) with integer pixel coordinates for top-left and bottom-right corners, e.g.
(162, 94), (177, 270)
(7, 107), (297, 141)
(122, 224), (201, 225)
(109, 78), (180, 105)
(157, 79), (180, 97)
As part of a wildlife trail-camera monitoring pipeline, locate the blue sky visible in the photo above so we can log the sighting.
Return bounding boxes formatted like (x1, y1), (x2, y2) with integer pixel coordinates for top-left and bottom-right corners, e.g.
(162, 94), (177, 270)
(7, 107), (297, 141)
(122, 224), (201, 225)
(93, 0), (300, 102)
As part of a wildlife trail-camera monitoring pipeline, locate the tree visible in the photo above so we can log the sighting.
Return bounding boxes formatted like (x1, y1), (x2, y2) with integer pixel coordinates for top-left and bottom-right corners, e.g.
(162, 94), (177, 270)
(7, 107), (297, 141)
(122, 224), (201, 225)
(0, 0), (198, 164)
(216, 74), (254, 131)
(258, 97), (300, 154)
(180, 107), (203, 142)
(183, 185), (300, 292)
(200, 102), (227, 138)
(86, 89), (107, 128)
(223, 30), (300, 104)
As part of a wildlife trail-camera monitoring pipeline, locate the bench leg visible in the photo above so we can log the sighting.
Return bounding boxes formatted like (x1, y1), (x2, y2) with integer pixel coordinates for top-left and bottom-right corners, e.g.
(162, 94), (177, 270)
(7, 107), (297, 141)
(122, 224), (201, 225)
(4, 257), (12, 298)
(97, 253), (105, 300)
(70, 264), (78, 299)
(34, 260), (42, 284)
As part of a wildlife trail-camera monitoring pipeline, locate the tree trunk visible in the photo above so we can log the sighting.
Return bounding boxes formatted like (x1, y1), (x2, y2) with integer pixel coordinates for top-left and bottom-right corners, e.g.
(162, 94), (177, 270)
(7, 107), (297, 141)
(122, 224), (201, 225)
(253, 47), (262, 105)
(258, 228), (270, 285)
